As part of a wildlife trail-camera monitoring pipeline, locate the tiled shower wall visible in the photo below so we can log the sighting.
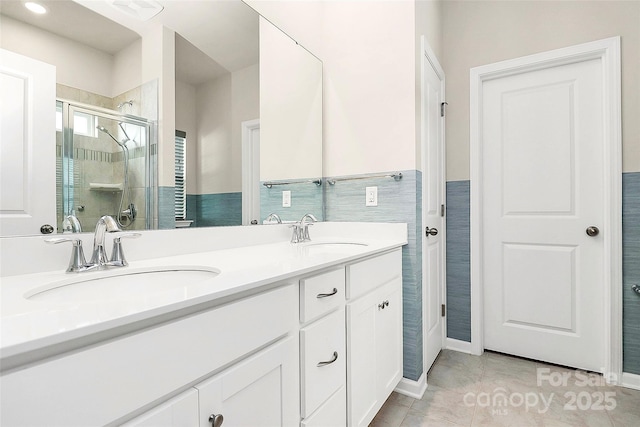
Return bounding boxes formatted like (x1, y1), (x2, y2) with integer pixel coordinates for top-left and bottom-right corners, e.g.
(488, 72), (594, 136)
(55, 84), (155, 232)
(445, 173), (640, 375)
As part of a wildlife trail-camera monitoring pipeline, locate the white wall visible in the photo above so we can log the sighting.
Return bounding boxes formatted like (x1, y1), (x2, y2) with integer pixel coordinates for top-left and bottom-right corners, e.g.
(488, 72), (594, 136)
(260, 18), (322, 181)
(196, 73), (233, 194)
(175, 80), (198, 194)
(248, 1), (424, 177)
(112, 38), (142, 98)
(193, 62), (259, 195)
(442, 0), (640, 180)
(0, 16), (113, 97)
(142, 25), (175, 188)
(231, 63), (260, 182)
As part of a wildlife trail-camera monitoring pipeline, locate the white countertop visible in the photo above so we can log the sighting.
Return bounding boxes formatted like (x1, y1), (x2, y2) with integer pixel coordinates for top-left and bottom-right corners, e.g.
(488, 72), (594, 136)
(0, 223), (406, 367)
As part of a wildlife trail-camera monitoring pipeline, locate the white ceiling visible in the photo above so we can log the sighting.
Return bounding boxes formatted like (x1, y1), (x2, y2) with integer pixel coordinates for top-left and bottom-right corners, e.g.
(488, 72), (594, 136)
(0, 0), (259, 82)
(0, 0), (139, 54)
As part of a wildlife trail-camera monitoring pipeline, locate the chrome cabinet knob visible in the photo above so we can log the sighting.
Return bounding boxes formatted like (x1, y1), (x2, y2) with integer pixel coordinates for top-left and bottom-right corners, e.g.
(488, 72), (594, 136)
(209, 413), (224, 427)
(586, 226), (600, 237)
(425, 227), (438, 236)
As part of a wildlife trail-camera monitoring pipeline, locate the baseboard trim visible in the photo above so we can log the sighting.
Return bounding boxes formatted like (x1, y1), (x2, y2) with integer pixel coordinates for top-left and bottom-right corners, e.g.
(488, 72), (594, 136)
(621, 372), (640, 390)
(394, 373), (427, 399)
(445, 338), (473, 353)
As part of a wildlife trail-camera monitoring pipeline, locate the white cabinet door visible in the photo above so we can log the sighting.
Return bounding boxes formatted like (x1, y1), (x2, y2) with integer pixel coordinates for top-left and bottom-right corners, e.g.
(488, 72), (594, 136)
(122, 389), (199, 427)
(347, 278), (402, 427)
(195, 336), (299, 427)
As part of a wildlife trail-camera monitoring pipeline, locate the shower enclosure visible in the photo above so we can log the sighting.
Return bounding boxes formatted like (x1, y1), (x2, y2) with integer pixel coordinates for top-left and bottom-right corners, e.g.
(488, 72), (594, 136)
(56, 100), (156, 233)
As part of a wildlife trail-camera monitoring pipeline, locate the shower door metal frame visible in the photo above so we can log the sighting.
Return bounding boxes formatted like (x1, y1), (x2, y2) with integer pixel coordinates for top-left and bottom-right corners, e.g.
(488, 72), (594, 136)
(58, 99), (157, 230)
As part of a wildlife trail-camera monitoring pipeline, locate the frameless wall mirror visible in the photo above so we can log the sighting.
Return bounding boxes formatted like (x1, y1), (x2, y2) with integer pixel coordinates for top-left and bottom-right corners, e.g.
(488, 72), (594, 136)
(0, 0), (323, 237)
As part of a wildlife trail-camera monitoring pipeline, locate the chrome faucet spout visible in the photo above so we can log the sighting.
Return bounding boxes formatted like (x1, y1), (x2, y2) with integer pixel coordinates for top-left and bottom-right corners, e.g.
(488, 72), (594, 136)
(90, 215), (122, 267)
(265, 213), (282, 224)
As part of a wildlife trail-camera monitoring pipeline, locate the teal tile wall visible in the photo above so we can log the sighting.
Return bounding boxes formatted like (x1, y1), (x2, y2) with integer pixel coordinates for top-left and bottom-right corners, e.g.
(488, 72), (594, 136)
(260, 180), (324, 223)
(445, 181), (471, 342)
(623, 172), (640, 375)
(158, 186), (175, 229)
(190, 192), (242, 227)
(325, 170), (423, 382)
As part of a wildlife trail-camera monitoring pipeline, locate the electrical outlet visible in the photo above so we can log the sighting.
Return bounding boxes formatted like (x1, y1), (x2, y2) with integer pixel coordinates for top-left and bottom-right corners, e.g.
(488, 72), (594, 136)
(365, 186), (378, 207)
(282, 190), (291, 207)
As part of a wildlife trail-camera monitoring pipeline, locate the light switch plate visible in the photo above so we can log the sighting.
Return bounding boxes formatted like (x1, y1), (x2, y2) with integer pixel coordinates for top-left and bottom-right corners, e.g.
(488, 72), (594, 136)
(366, 186), (378, 207)
(282, 190), (291, 207)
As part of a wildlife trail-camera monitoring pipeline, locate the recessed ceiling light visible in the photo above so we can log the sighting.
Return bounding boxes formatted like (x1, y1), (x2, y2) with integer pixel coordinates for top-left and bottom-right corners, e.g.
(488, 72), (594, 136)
(24, 2), (47, 14)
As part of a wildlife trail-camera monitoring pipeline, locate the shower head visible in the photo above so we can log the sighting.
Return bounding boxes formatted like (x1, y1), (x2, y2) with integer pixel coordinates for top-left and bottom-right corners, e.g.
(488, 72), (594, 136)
(96, 125), (128, 147)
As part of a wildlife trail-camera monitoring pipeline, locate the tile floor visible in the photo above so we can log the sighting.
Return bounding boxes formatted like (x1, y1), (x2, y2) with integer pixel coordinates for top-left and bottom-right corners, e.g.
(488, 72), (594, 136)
(370, 350), (640, 427)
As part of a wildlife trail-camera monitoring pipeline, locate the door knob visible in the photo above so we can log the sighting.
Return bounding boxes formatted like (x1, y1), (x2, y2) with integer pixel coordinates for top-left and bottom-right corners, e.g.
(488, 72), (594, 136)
(425, 227), (438, 236)
(586, 226), (600, 237)
(209, 414), (224, 427)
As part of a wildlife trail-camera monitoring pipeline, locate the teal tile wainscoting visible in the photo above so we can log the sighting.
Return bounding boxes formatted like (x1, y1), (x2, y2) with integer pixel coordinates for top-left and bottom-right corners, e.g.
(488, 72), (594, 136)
(445, 173), (640, 375)
(445, 180), (471, 342)
(260, 179), (324, 223)
(158, 186), (175, 230)
(186, 192), (242, 227)
(623, 172), (640, 375)
(324, 170), (423, 382)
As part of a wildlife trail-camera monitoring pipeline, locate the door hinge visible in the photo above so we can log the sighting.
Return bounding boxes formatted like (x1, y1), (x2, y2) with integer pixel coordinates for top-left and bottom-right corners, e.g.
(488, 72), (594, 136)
(440, 102), (448, 118)
(440, 204), (445, 217)
(441, 304), (446, 317)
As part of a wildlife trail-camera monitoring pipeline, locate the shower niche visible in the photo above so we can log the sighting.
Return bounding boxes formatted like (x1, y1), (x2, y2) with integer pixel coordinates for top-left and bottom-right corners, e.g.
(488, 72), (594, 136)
(56, 99), (155, 233)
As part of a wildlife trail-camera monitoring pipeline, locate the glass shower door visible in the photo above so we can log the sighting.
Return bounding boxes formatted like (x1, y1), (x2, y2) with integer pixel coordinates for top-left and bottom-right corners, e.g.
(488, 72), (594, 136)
(57, 101), (152, 233)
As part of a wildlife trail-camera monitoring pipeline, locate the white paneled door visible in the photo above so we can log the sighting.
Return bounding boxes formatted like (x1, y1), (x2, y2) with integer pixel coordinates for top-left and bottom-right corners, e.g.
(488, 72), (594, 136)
(421, 39), (445, 373)
(477, 43), (618, 371)
(0, 49), (56, 236)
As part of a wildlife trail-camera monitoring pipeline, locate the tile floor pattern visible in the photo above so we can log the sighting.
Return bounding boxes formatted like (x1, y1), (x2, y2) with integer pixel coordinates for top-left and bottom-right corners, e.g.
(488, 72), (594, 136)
(370, 350), (640, 427)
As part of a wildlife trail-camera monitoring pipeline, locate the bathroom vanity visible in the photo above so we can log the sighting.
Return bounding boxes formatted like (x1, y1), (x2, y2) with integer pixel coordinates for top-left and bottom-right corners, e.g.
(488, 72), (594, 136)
(0, 222), (406, 426)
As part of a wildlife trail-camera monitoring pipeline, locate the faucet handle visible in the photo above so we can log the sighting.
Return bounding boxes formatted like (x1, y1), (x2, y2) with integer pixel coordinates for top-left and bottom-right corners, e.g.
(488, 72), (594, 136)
(109, 232), (141, 267)
(45, 237), (89, 272)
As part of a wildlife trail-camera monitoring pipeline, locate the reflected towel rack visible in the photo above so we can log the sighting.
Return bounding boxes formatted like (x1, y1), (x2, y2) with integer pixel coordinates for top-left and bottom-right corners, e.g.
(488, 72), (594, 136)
(263, 179), (322, 188)
(327, 172), (402, 185)
(632, 284), (640, 296)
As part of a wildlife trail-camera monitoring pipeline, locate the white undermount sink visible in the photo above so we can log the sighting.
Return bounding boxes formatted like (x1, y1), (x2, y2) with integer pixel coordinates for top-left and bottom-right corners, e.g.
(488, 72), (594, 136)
(298, 241), (369, 255)
(303, 241), (368, 247)
(24, 266), (221, 303)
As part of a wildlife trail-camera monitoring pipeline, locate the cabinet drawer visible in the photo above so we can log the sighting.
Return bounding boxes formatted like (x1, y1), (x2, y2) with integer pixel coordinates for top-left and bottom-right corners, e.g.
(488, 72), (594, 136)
(300, 268), (345, 323)
(300, 308), (346, 418)
(301, 386), (346, 427)
(346, 249), (401, 300)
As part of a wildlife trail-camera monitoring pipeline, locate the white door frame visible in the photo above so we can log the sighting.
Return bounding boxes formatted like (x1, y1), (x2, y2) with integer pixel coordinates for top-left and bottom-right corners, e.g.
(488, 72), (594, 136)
(241, 119), (260, 225)
(470, 37), (622, 381)
(421, 36), (447, 370)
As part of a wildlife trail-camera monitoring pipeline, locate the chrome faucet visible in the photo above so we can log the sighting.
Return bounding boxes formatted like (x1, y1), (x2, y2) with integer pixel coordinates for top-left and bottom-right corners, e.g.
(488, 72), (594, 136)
(265, 213), (282, 224)
(290, 213), (319, 243)
(89, 215), (122, 267)
(46, 215), (140, 272)
(62, 214), (82, 233)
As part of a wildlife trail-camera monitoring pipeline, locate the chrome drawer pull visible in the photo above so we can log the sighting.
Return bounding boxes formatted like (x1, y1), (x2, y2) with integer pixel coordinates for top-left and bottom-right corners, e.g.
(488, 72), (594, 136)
(317, 351), (338, 367)
(316, 288), (338, 298)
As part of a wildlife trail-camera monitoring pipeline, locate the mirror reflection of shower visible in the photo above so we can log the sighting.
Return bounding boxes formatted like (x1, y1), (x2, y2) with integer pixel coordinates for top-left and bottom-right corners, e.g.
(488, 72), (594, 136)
(96, 124), (136, 228)
(56, 99), (155, 233)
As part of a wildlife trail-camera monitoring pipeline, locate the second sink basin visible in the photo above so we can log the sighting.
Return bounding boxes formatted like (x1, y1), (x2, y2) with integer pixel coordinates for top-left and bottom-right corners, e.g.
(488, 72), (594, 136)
(25, 266), (221, 303)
